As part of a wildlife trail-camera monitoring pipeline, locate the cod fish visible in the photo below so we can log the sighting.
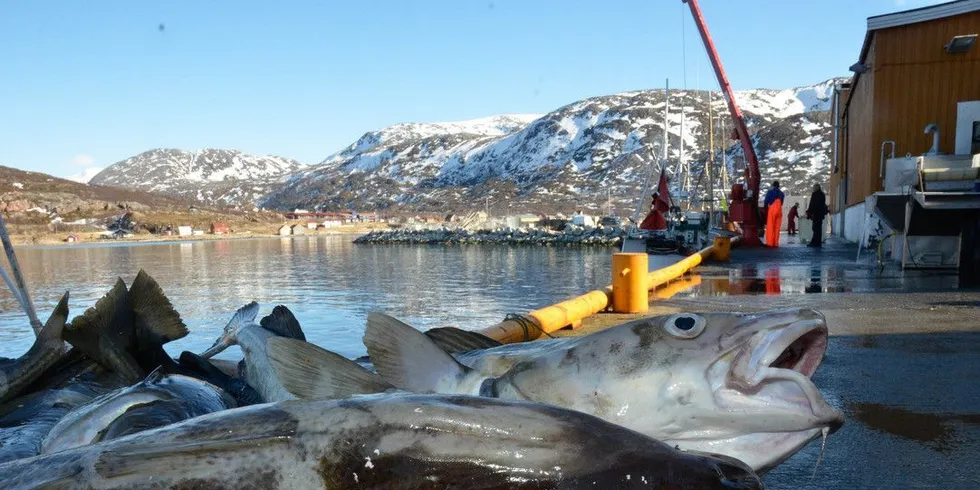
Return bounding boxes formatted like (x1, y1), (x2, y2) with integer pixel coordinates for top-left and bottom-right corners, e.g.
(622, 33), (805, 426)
(40, 368), (236, 455)
(0, 393), (763, 490)
(275, 308), (843, 474)
(0, 382), (108, 464)
(176, 351), (262, 406)
(0, 292), (70, 404)
(200, 302), (307, 402)
(1, 272), (201, 464)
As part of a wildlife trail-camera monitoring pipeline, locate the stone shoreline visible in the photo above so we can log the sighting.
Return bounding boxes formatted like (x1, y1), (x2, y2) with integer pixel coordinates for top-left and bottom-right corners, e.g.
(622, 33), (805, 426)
(353, 226), (626, 246)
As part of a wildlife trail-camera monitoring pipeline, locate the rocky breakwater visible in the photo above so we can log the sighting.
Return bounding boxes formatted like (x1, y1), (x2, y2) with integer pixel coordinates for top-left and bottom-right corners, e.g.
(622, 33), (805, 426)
(354, 225), (625, 246)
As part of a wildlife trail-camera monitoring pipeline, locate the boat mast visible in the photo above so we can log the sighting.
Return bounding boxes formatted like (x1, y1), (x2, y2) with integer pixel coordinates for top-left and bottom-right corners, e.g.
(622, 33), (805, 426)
(663, 79), (670, 166)
(708, 90), (714, 218)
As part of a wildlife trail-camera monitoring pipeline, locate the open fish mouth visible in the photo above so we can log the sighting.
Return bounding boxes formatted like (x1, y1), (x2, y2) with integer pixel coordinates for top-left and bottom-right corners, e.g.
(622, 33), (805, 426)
(728, 313), (844, 430)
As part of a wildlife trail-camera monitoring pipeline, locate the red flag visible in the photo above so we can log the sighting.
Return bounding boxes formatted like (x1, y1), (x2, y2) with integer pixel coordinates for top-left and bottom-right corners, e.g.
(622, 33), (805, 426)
(639, 172), (671, 231)
(655, 172), (670, 212)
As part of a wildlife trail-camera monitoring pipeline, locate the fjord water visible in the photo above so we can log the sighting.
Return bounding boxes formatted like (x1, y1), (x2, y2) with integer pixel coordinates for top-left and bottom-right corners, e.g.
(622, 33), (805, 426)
(0, 235), (614, 361)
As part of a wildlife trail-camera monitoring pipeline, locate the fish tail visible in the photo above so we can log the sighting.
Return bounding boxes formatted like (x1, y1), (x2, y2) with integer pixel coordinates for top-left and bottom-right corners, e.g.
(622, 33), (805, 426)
(63, 277), (143, 381)
(267, 336), (392, 399)
(259, 305), (305, 340)
(363, 312), (471, 393)
(39, 291), (70, 344)
(129, 269), (188, 349)
(65, 278), (128, 343)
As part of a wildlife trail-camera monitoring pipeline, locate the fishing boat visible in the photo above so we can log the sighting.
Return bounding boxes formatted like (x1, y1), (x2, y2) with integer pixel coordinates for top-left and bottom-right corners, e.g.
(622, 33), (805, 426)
(623, 0), (769, 264)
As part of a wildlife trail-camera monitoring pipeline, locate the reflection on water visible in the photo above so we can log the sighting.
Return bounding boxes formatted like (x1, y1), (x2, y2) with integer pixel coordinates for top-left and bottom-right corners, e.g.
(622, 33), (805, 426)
(669, 263), (961, 298)
(0, 236), (613, 359)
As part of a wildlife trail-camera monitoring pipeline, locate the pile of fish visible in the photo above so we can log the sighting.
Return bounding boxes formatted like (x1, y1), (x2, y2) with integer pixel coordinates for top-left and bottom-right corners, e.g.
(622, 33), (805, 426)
(0, 271), (845, 489)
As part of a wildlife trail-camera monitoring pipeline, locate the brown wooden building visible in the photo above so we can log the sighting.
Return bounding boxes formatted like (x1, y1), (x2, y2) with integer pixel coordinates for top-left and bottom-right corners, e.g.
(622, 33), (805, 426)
(829, 0), (980, 240)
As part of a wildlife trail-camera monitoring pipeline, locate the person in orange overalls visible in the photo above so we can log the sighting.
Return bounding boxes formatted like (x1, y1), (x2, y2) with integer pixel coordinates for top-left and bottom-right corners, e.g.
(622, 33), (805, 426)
(763, 181), (784, 247)
(787, 203), (800, 235)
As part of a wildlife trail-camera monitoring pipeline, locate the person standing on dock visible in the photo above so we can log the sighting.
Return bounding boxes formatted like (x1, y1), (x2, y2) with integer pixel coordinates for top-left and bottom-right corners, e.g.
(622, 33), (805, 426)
(787, 203), (800, 235)
(763, 181), (784, 247)
(806, 184), (829, 248)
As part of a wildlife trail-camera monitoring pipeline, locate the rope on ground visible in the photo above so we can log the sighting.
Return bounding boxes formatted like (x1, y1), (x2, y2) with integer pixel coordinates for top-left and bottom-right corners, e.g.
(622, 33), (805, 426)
(505, 313), (555, 341)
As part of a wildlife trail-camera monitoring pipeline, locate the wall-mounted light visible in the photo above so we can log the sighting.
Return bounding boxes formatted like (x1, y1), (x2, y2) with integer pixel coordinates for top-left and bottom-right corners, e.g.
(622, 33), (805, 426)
(945, 34), (977, 54)
(849, 62), (869, 73)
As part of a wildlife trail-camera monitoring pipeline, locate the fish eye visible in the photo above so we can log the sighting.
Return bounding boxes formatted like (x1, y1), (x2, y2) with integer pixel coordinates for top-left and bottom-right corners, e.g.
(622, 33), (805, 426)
(664, 314), (706, 339)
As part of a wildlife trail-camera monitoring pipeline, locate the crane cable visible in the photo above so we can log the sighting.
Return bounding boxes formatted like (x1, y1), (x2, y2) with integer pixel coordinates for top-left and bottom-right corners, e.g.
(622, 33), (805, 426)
(681, 4), (688, 90)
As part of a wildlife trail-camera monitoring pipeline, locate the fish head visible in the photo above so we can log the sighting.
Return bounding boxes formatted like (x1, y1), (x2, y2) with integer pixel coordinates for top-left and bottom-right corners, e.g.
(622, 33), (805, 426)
(642, 307), (844, 473)
(492, 307), (843, 474)
(656, 449), (763, 490)
(200, 302), (260, 359)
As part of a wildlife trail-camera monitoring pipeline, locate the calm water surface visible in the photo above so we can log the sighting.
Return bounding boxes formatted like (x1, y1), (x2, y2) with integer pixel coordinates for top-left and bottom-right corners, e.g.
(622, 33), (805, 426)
(3, 236), (979, 488)
(0, 235), (613, 360)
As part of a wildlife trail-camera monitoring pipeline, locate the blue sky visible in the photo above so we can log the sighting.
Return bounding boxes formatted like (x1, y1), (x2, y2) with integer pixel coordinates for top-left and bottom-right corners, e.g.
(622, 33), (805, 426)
(0, 0), (944, 178)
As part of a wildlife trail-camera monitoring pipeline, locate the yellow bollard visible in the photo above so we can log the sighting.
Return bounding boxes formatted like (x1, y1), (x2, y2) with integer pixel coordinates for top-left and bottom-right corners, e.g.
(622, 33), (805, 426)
(712, 236), (731, 261)
(611, 253), (649, 313)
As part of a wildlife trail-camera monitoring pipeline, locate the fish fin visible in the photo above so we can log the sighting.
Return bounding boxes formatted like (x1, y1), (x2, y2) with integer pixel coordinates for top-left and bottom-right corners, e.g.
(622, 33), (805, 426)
(129, 270), (188, 348)
(259, 305), (306, 340)
(65, 278), (128, 341)
(141, 365), (166, 385)
(267, 337), (393, 399)
(363, 312), (471, 392)
(63, 278), (143, 382)
(39, 291), (70, 343)
(226, 301), (260, 332)
(424, 327), (502, 353)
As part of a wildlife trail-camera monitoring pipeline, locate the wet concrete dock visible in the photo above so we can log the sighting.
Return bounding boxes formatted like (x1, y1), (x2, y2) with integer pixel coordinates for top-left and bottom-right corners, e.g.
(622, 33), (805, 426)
(766, 332), (980, 489)
(570, 237), (980, 337)
(567, 236), (980, 488)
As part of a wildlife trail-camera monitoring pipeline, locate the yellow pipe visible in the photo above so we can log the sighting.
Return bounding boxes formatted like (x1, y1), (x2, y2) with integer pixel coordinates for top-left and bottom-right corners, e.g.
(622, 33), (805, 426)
(646, 243), (714, 290)
(478, 238), (733, 344)
(611, 253), (649, 313)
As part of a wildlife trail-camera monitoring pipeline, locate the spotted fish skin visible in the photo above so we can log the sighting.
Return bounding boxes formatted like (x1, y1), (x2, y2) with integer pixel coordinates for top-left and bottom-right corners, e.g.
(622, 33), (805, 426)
(0, 393), (762, 490)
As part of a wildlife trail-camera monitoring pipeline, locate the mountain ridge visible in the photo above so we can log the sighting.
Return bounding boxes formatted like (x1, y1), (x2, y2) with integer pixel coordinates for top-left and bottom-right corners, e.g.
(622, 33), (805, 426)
(82, 77), (846, 214)
(89, 148), (304, 208)
(262, 77), (844, 213)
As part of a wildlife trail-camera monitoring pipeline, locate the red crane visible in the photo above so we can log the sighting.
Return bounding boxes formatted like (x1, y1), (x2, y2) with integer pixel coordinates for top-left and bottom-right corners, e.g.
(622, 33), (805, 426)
(682, 0), (763, 246)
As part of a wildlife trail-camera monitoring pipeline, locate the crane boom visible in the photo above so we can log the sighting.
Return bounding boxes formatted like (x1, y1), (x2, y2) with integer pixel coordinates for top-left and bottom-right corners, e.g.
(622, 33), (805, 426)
(682, 0), (763, 246)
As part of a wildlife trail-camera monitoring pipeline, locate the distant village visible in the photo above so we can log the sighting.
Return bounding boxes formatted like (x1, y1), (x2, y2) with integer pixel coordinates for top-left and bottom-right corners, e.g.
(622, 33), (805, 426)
(274, 209), (622, 236)
(43, 206), (623, 245)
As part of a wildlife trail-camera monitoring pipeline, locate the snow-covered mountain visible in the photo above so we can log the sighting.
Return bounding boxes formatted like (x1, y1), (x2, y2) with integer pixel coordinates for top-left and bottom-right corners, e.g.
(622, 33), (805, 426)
(263, 78), (844, 213)
(66, 167), (104, 184)
(90, 149), (303, 207)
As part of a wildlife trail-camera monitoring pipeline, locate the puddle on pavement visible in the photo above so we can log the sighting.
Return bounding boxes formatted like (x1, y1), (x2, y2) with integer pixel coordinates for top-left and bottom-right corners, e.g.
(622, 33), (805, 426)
(849, 402), (980, 454)
(667, 263), (961, 297)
